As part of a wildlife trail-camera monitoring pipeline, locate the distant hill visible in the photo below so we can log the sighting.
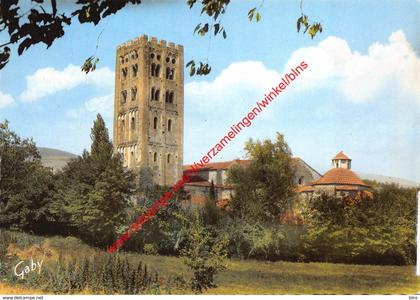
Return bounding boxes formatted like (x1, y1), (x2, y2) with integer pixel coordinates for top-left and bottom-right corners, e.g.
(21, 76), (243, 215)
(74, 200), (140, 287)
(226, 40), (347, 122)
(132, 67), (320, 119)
(38, 147), (77, 172)
(357, 172), (420, 188)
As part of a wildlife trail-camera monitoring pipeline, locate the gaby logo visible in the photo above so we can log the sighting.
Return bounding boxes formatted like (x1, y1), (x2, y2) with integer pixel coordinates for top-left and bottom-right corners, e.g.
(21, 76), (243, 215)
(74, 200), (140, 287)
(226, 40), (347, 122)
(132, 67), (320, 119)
(14, 257), (43, 280)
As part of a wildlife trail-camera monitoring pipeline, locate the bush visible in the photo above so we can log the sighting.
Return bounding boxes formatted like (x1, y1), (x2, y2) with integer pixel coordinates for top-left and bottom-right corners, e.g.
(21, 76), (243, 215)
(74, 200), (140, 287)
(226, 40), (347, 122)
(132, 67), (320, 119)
(143, 243), (158, 255)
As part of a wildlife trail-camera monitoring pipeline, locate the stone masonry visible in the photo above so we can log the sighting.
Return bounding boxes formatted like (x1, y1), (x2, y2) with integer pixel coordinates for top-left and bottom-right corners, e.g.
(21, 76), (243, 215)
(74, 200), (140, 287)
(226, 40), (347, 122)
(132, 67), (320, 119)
(113, 35), (184, 186)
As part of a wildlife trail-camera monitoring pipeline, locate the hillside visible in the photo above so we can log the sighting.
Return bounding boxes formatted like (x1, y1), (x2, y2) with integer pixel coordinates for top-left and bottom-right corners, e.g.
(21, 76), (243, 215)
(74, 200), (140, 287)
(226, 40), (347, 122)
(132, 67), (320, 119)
(357, 172), (420, 188)
(38, 147), (77, 171)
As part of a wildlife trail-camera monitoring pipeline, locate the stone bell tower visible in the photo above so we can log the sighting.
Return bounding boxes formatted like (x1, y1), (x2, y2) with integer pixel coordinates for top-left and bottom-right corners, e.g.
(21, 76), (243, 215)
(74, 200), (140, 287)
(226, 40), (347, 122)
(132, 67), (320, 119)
(113, 35), (184, 186)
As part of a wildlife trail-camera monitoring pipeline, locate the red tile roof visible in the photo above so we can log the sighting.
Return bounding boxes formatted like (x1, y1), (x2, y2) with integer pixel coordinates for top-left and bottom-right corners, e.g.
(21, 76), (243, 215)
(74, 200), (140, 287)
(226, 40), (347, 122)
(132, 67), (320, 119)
(183, 158), (302, 172)
(312, 168), (369, 187)
(183, 159), (250, 172)
(332, 151), (351, 160)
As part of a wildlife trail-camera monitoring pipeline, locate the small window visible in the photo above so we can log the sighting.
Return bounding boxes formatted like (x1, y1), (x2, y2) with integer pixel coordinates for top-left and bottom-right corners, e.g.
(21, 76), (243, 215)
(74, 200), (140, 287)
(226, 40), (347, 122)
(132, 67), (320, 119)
(131, 87), (137, 101)
(132, 64), (138, 77)
(298, 176), (304, 185)
(151, 87), (155, 100)
(121, 120), (125, 138)
(153, 152), (157, 162)
(150, 53), (155, 59)
(154, 89), (160, 101)
(168, 119), (172, 132)
(153, 117), (158, 130)
(167, 154), (171, 164)
(151, 63), (156, 76)
(157, 54), (161, 60)
(166, 57), (170, 63)
(122, 67), (128, 79)
(121, 90), (127, 104)
(131, 117), (135, 130)
(155, 64), (161, 77)
(165, 67), (170, 80)
(172, 58), (176, 64)
(165, 91), (169, 103)
(169, 91), (174, 103)
(169, 68), (174, 80)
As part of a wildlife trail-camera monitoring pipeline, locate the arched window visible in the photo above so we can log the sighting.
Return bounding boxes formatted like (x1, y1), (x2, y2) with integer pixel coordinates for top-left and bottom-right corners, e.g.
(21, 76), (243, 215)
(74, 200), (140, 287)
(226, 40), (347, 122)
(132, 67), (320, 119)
(153, 117), (158, 130)
(151, 87), (155, 100)
(121, 119), (125, 139)
(155, 64), (161, 77)
(154, 89), (160, 101)
(167, 154), (171, 164)
(165, 91), (169, 103)
(169, 68), (174, 80)
(298, 176), (304, 185)
(131, 87), (137, 101)
(151, 63), (156, 76)
(166, 67), (170, 79)
(121, 90), (127, 104)
(132, 64), (138, 77)
(169, 91), (174, 103)
(153, 152), (157, 162)
(131, 117), (135, 130)
(167, 119), (172, 132)
(122, 67), (128, 79)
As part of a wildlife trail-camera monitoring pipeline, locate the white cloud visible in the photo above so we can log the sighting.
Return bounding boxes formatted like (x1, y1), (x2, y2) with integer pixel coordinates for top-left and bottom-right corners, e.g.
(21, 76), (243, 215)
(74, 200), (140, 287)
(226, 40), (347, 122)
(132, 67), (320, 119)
(285, 30), (420, 104)
(67, 94), (114, 118)
(20, 65), (114, 102)
(186, 61), (282, 111)
(0, 91), (14, 109)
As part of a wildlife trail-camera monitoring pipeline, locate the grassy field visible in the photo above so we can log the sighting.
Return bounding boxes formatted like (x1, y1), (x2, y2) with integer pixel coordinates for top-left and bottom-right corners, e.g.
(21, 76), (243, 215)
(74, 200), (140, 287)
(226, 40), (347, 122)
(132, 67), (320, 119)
(1, 232), (419, 295)
(137, 254), (420, 294)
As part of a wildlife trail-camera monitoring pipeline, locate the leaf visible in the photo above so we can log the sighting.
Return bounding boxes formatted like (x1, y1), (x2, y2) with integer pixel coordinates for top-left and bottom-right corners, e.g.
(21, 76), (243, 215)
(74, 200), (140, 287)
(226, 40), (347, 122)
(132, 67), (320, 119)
(214, 23), (220, 35)
(186, 60), (195, 68)
(222, 29), (227, 39)
(193, 23), (201, 35)
(255, 12), (261, 22)
(296, 16), (302, 32)
(189, 66), (196, 77)
(17, 38), (32, 55)
(248, 8), (256, 21)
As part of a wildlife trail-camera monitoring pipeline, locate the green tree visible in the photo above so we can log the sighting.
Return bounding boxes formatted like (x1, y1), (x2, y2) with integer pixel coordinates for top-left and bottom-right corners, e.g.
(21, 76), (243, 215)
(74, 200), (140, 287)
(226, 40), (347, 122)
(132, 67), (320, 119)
(53, 114), (134, 247)
(226, 132), (296, 223)
(180, 211), (228, 294)
(303, 185), (416, 265)
(0, 120), (55, 233)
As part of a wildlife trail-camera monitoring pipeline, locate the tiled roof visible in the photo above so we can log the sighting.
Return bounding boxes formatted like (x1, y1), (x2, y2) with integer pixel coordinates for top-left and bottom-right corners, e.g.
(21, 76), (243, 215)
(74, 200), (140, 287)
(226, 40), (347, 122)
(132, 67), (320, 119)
(183, 157), (303, 172)
(332, 151), (351, 160)
(183, 159), (250, 172)
(312, 168), (369, 187)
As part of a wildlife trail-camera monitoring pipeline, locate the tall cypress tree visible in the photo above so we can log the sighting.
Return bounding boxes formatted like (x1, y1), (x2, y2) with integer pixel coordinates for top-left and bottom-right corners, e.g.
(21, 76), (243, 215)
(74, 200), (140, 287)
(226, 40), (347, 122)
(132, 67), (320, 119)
(55, 114), (135, 247)
(90, 114), (113, 169)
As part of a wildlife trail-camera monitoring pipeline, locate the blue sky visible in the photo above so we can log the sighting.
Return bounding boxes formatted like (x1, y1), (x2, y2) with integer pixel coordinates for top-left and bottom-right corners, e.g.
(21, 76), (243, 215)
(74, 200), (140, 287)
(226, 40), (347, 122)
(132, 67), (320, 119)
(0, 0), (419, 181)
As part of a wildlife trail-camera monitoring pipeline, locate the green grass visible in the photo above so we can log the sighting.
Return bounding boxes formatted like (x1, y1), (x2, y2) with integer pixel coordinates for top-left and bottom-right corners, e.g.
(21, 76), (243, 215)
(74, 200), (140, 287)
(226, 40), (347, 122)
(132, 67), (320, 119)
(2, 230), (419, 295)
(137, 254), (420, 294)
